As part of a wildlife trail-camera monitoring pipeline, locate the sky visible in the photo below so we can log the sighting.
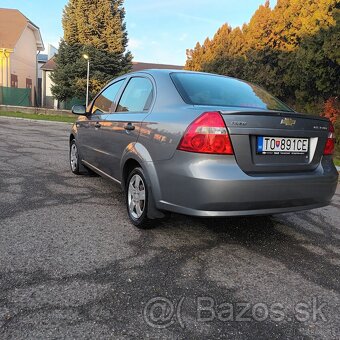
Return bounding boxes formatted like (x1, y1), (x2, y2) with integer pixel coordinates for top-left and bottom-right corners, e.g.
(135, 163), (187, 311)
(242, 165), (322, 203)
(0, 0), (276, 65)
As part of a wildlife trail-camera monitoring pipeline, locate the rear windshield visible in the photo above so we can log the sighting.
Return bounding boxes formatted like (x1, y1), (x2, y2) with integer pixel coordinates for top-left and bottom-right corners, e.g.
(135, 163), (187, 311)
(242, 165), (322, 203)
(170, 72), (293, 112)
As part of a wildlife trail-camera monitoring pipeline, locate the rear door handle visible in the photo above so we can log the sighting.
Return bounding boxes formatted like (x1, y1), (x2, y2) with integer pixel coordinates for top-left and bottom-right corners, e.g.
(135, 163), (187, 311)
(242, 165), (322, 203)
(94, 122), (101, 128)
(124, 123), (135, 131)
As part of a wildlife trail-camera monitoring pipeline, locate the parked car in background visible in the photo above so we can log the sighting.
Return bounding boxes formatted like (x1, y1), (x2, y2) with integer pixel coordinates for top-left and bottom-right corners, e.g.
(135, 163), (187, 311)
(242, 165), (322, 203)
(69, 70), (338, 228)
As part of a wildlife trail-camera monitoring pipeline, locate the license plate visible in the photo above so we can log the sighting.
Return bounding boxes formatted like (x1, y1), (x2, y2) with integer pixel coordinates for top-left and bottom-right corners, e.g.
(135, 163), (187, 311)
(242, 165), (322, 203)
(257, 136), (309, 155)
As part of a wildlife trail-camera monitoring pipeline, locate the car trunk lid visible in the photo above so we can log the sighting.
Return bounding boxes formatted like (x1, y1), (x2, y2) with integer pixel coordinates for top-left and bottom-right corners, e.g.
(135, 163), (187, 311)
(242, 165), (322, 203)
(219, 110), (330, 174)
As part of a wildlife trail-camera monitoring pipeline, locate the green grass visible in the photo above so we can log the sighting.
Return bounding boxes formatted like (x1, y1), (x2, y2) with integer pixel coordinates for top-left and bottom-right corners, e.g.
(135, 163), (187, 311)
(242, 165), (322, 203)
(0, 111), (76, 123)
(333, 158), (340, 167)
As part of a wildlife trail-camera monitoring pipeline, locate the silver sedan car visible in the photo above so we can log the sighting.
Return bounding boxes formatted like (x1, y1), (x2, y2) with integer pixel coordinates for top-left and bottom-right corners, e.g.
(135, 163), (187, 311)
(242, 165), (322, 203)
(70, 70), (338, 228)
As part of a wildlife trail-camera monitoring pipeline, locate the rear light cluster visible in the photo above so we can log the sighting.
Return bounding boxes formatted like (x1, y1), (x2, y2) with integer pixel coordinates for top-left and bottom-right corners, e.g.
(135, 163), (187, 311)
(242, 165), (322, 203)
(323, 122), (335, 155)
(177, 111), (234, 155)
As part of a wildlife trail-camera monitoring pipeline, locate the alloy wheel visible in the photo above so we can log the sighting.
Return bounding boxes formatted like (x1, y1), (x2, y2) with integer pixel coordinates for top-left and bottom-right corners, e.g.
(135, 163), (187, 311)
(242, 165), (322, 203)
(128, 174), (146, 219)
(70, 143), (78, 172)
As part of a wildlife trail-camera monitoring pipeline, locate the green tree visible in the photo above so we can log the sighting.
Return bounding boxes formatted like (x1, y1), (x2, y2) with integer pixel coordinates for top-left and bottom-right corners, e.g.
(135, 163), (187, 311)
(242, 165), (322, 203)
(288, 8), (340, 109)
(51, 0), (132, 102)
(202, 55), (247, 79)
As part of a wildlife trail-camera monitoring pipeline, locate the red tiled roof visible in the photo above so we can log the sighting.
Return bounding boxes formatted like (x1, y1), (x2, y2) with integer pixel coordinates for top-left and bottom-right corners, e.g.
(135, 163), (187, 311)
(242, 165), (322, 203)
(132, 61), (183, 72)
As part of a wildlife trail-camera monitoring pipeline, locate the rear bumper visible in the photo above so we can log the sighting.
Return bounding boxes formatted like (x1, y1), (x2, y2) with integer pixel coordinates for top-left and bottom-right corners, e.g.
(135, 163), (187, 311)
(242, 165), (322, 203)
(153, 152), (338, 217)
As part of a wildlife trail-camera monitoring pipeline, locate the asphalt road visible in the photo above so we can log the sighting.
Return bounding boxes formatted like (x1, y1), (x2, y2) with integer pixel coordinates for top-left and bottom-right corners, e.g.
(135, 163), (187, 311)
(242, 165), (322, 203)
(0, 117), (339, 340)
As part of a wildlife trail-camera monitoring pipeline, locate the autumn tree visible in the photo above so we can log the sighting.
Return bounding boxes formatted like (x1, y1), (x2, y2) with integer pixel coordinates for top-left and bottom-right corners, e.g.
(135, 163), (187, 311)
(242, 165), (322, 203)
(51, 0), (132, 103)
(185, 43), (203, 71)
(185, 0), (340, 113)
(269, 0), (337, 51)
(322, 97), (339, 123)
(243, 0), (273, 50)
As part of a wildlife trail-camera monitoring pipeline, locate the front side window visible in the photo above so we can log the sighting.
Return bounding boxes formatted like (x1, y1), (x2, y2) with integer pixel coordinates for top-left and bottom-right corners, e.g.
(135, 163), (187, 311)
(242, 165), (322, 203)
(91, 80), (124, 114)
(116, 77), (153, 113)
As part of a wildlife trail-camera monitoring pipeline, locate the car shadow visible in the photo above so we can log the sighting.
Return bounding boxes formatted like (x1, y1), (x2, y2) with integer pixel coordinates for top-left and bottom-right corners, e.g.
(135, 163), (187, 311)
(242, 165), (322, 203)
(161, 210), (340, 288)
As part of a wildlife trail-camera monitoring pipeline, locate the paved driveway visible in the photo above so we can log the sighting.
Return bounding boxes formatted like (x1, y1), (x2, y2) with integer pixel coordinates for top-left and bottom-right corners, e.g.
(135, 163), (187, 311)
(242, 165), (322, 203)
(0, 117), (339, 339)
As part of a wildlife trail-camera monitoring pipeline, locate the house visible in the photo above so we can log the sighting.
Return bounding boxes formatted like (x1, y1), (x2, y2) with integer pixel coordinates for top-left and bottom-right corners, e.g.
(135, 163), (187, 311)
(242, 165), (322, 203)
(38, 44), (57, 107)
(41, 56), (57, 109)
(0, 8), (44, 105)
(41, 59), (183, 109)
(37, 44), (58, 81)
(37, 54), (48, 106)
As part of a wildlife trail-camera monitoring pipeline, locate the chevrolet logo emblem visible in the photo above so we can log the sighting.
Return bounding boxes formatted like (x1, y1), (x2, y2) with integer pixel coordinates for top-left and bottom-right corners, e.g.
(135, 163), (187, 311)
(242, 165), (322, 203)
(280, 118), (296, 126)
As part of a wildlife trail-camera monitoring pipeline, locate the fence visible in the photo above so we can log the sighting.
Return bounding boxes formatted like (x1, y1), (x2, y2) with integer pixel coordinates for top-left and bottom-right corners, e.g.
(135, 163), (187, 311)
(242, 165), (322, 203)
(0, 86), (32, 107)
(61, 97), (85, 110)
(0, 86), (85, 110)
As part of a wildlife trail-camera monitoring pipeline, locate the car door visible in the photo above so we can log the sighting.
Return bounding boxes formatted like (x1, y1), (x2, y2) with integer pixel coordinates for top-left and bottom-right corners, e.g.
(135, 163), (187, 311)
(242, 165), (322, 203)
(99, 75), (155, 181)
(79, 79), (126, 170)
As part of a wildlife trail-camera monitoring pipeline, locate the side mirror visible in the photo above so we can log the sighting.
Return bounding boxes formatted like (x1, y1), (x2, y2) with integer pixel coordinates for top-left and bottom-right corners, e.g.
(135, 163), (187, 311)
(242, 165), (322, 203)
(72, 105), (87, 115)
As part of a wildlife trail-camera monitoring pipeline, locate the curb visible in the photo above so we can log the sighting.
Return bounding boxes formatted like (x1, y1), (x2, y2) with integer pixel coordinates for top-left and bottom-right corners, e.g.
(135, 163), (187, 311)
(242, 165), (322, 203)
(0, 116), (73, 125)
(0, 104), (71, 116)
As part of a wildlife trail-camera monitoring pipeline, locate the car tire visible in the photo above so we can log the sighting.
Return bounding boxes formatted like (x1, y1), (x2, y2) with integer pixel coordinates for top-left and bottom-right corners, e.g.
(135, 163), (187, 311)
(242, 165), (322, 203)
(70, 139), (81, 175)
(126, 167), (153, 229)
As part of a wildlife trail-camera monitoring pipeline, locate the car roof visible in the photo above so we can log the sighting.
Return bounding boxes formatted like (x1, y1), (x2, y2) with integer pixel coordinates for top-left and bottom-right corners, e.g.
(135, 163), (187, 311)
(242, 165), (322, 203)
(120, 69), (240, 85)
(124, 69), (218, 77)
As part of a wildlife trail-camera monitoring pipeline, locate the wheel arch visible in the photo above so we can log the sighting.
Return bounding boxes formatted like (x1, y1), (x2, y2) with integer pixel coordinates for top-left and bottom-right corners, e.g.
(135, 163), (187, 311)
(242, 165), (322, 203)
(121, 142), (164, 219)
(122, 158), (142, 189)
(69, 133), (75, 144)
(70, 122), (79, 145)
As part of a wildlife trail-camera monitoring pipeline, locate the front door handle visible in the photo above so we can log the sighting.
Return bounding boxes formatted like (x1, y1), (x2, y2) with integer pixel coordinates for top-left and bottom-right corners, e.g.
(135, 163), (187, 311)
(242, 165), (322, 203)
(124, 123), (135, 131)
(94, 122), (101, 128)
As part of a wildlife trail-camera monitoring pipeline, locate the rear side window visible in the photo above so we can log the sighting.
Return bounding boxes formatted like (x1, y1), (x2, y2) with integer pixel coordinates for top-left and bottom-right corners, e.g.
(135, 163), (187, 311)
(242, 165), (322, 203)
(116, 77), (153, 112)
(170, 72), (293, 112)
(91, 80), (124, 114)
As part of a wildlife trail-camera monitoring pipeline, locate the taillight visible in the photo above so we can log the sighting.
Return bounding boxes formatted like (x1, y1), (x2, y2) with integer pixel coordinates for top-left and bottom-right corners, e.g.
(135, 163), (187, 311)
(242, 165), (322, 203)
(323, 122), (335, 155)
(177, 111), (234, 155)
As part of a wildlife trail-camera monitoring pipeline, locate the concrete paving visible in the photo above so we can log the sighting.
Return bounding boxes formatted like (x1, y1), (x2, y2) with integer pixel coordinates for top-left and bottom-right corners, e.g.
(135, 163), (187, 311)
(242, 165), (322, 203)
(0, 117), (339, 339)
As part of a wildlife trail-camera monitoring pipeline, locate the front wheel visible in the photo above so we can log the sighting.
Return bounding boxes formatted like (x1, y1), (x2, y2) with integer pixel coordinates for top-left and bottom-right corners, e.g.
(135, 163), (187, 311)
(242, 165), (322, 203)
(126, 167), (153, 229)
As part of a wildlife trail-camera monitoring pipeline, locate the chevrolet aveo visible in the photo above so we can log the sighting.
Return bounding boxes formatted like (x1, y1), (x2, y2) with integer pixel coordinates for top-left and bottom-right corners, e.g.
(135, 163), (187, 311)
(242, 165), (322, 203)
(69, 70), (338, 228)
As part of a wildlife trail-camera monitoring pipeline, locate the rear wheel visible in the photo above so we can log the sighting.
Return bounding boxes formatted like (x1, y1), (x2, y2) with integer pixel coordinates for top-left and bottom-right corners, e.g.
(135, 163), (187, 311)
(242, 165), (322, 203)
(126, 167), (153, 229)
(70, 139), (81, 175)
